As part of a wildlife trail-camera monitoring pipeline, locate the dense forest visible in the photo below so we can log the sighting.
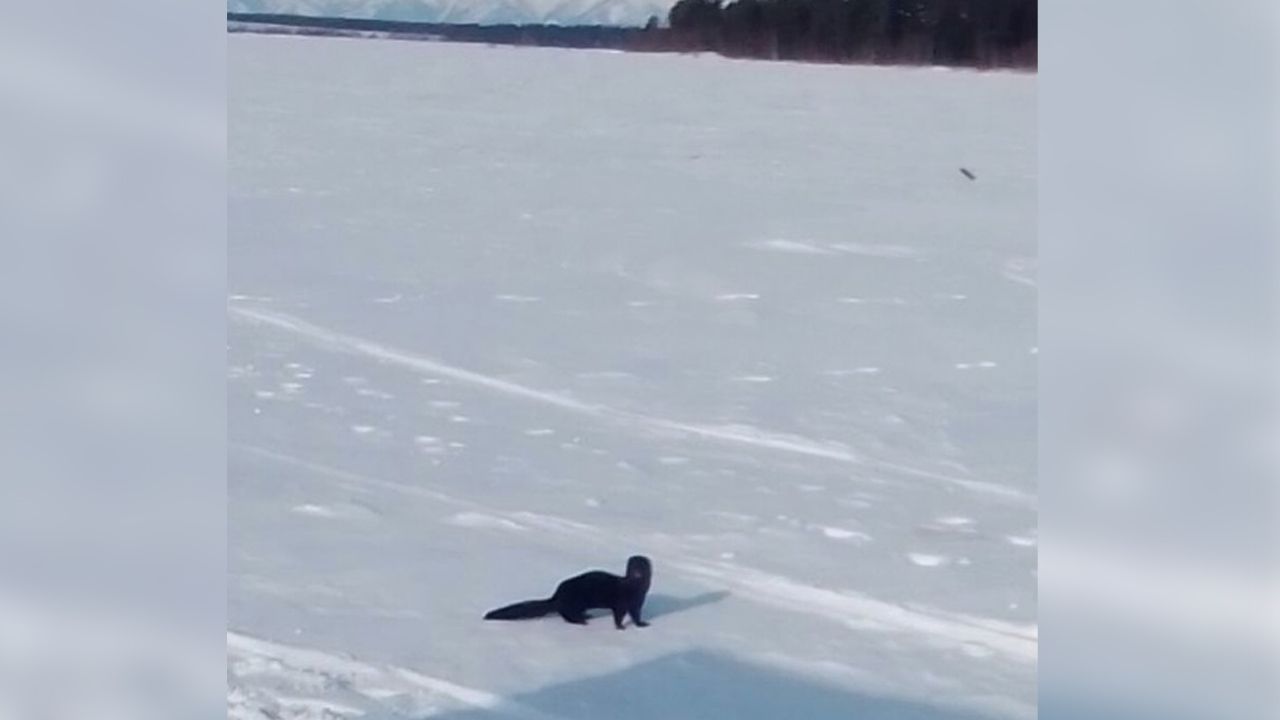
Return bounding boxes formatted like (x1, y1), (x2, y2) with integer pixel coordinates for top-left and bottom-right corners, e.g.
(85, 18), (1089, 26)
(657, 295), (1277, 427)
(230, 0), (1036, 68)
(655, 0), (1035, 66)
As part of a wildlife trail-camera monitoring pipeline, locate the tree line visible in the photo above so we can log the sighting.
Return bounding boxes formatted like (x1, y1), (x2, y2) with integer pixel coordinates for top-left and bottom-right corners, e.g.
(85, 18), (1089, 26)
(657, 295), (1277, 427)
(651, 0), (1035, 67)
(230, 4), (1036, 69)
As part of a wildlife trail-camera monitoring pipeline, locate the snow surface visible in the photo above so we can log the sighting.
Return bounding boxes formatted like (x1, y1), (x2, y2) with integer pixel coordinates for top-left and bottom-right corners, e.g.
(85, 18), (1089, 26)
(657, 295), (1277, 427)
(230, 34), (1037, 720)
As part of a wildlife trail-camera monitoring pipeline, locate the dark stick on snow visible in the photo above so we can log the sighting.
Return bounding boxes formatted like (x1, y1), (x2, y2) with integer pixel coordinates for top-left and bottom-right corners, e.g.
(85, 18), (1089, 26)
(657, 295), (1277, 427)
(959, 168), (976, 180)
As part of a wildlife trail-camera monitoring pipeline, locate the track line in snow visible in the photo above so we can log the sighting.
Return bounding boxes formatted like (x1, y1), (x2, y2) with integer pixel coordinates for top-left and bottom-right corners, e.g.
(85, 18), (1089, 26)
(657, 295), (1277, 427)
(234, 444), (471, 507)
(232, 444), (1037, 666)
(232, 306), (604, 415)
(230, 305), (1030, 504)
(228, 631), (566, 720)
(666, 559), (1036, 664)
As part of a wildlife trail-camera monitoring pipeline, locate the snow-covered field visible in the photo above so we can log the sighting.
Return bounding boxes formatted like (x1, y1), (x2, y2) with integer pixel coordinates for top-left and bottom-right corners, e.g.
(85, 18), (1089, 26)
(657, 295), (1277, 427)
(229, 34), (1036, 720)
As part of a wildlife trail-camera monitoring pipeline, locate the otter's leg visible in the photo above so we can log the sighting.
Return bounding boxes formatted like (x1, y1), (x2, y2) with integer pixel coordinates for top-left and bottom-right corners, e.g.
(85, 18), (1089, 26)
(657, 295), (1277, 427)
(628, 602), (649, 628)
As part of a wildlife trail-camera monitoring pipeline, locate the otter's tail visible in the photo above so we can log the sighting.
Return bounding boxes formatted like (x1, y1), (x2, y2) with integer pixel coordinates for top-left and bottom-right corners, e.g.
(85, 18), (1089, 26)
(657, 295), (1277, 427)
(483, 598), (555, 621)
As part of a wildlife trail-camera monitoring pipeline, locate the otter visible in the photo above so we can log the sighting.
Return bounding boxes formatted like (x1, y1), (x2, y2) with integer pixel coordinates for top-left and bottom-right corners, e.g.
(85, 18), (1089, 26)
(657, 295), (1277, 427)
(483, 556), (652, 629)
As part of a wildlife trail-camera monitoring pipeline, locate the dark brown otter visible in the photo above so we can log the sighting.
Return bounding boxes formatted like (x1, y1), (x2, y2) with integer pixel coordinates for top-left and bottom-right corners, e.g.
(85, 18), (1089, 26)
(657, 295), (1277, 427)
(483, 556), (652, 629)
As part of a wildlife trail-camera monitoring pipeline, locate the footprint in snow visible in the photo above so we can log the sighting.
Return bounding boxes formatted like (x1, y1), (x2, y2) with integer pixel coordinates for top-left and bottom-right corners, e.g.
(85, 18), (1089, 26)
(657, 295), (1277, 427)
(447, 512), (524, 531)
(748, 238), (835, 255)
(291, 502), (379, 520)
(907, 553), (950, 567)
(931, 516), (977, 531)
(818, 526), (872, 543)
(292, 504), (337, 518)
(956, 361), (998, 370)
(824, 367), (882, 377)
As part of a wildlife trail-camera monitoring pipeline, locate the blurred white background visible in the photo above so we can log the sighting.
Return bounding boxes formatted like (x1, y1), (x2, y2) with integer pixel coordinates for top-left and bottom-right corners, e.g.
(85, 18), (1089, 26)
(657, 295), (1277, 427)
(0, 0), (1276, 717)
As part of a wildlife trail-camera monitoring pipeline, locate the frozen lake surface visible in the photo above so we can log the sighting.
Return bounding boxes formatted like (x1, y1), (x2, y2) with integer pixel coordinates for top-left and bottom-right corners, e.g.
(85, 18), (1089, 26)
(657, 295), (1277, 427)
(230, 34), (1036, 720)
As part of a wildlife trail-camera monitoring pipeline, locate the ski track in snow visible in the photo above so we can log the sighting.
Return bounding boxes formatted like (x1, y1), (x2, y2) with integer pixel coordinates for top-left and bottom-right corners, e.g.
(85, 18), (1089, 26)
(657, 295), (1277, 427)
(229, 631), (567, 720)
(230, 305), (1031, 505)
(233, 443), (1038, 666)
(669, 560), (1036, 663)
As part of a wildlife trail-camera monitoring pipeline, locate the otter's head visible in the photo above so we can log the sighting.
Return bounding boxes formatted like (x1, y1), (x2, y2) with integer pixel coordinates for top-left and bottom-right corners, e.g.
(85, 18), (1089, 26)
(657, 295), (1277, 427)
(625, 555), (652, 586)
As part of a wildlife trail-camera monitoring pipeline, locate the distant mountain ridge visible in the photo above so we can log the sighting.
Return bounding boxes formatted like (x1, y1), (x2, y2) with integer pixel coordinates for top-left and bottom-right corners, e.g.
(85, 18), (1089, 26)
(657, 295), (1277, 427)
(227, 0), (671, 27)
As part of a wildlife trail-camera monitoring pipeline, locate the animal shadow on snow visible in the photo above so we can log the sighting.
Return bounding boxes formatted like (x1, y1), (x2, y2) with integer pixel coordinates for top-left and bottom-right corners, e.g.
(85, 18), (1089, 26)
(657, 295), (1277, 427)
(434, 649), (1001, 720)
(638, 590), (731, 620)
